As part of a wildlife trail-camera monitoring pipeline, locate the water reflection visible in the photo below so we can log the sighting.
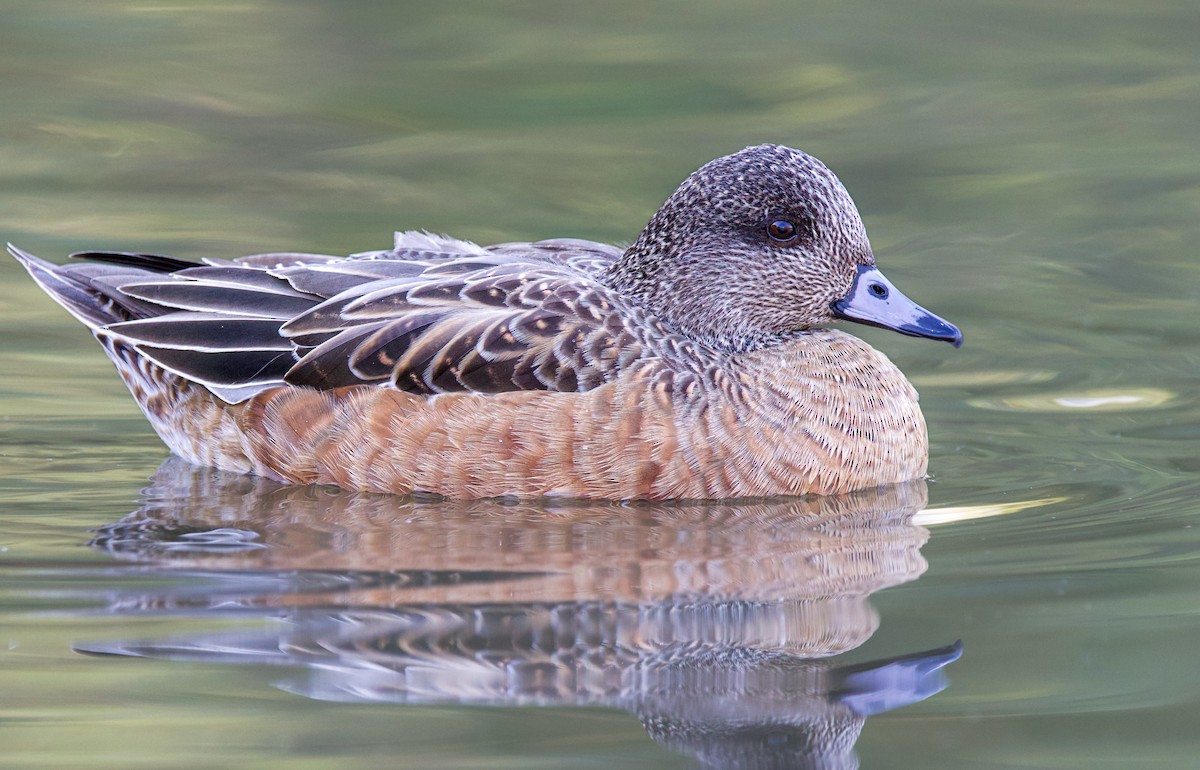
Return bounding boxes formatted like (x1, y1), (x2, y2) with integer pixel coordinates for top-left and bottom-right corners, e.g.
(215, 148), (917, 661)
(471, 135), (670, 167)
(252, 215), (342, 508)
(83, 458), (960, 769)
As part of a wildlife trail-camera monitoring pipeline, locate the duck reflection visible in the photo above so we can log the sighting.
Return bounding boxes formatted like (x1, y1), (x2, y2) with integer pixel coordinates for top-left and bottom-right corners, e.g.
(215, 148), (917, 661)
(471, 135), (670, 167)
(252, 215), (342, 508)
(84, 457), (960, 769)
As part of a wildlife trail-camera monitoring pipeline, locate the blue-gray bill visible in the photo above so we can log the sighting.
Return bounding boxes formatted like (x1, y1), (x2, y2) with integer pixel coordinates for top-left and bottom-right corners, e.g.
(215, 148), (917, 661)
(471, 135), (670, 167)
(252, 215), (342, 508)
(832, 264), (963, 347)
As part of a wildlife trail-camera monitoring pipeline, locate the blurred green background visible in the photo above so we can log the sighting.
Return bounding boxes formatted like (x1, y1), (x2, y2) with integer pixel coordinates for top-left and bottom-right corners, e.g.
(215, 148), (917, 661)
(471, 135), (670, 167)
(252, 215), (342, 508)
(2, 1), (1199, 767)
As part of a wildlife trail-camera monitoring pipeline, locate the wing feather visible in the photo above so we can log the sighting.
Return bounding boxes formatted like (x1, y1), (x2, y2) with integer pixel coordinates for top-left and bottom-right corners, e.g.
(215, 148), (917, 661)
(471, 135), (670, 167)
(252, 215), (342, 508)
(282, 325), (380, 391)
(121, 343), (295, 391)
(103, 314), (292, 352)
(283, 266), (640, 394)
(172, 266), (313, 297)
(345, 311), (448, 383)
(116, 281), (316, 319)
(43, 232), (638, 401)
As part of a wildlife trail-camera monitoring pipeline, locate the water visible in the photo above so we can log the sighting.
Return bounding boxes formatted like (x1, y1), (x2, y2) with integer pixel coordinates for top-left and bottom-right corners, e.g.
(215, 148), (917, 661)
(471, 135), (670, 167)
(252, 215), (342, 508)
(2, 1), (1199, 767)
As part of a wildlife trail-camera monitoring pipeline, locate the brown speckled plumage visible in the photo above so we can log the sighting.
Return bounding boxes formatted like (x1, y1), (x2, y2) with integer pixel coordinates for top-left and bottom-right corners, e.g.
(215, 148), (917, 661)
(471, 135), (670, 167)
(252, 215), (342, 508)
(10, 144), (959, 500)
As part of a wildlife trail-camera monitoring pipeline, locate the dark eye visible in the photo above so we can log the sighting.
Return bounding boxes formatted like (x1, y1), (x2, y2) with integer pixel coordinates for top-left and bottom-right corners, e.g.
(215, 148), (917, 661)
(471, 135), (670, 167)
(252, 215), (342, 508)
(766, 219), (798, 242)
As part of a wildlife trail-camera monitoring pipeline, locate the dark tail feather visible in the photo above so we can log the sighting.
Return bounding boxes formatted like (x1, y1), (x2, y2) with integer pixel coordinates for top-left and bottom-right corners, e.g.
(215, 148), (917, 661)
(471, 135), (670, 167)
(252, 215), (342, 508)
(8, 244), (125, 329)
(70, 250), (203, 273)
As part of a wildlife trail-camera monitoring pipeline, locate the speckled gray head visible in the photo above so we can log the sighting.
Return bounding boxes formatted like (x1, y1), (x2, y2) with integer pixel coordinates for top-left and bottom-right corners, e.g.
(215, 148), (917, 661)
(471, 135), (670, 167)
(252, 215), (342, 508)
(604, 143), (961, 352)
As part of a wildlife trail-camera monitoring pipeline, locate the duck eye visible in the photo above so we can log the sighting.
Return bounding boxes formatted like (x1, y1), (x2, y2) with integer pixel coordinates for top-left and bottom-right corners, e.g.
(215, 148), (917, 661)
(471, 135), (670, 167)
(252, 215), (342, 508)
(767, 219), (798, 242)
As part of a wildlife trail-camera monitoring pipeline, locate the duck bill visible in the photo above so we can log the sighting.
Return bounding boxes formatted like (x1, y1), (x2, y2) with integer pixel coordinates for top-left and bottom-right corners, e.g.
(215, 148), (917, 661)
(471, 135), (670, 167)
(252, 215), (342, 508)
(832, 265), (962, 347)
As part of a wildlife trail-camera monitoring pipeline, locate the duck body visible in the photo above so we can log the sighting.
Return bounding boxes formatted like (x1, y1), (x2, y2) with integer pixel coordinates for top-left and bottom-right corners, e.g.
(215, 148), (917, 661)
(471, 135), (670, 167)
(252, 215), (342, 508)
(10, 144), (959, 499)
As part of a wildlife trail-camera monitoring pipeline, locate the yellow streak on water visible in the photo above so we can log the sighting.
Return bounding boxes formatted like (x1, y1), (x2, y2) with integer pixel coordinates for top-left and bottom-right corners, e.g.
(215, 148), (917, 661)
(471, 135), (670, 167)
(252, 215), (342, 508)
(911, 370), (1057, 387)
(915, 496), (1069, 527)
(967, 388), (1174, 412)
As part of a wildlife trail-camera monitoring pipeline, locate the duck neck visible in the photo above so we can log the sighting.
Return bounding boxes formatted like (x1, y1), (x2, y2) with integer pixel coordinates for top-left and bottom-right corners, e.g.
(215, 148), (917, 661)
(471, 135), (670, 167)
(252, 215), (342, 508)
(604, 241), (783, 356)
(601, 237), (662, 308)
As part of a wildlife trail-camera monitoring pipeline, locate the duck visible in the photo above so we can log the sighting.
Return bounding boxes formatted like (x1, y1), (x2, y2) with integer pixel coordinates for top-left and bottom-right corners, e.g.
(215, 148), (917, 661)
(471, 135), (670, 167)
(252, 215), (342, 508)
(9, 143), (960, 500)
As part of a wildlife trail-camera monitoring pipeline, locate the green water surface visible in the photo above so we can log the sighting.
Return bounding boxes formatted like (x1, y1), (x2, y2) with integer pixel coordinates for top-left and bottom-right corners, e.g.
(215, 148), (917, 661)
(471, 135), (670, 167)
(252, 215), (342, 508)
(2, 2), (1199, 768)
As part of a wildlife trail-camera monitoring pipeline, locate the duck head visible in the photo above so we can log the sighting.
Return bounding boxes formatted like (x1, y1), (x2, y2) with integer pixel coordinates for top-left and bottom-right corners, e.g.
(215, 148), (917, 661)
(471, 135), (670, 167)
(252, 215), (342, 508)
(605, 144), (962, 352)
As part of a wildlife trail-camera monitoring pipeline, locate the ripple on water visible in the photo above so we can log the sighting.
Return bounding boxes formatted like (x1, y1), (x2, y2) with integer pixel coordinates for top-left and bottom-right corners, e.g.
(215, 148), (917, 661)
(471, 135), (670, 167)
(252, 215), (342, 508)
(910, 369), (1058, 388)
(967, 388), (1175, 412)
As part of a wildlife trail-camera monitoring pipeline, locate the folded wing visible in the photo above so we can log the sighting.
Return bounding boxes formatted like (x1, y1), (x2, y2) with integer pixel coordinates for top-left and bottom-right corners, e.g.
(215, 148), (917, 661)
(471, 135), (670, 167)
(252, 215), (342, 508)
(58, 234), (640, 403)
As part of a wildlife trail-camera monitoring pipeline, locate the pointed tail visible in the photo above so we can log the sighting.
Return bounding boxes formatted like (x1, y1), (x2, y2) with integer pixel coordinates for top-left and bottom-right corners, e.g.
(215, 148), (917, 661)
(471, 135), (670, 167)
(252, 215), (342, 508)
(8, 244), (124, 330)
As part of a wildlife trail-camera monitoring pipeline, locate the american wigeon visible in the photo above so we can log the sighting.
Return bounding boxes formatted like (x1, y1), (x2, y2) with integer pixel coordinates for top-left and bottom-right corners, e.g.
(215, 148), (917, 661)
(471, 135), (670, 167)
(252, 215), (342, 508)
(10, 144), (960, 499)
